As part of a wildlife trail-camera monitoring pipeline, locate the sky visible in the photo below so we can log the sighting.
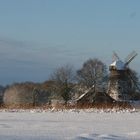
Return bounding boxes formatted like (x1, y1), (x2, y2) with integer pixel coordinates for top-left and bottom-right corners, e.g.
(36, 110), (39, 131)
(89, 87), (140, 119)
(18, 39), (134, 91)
(0, 0), (140, 85)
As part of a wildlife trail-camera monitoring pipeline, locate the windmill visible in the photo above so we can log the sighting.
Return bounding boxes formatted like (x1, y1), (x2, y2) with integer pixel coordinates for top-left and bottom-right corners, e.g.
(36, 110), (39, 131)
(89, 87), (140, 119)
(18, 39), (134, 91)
(107, 51), (138, 101)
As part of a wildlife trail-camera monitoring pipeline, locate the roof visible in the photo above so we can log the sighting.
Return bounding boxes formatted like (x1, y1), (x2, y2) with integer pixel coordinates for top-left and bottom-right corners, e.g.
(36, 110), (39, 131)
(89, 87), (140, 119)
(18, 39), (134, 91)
(110, 60), (125, 70)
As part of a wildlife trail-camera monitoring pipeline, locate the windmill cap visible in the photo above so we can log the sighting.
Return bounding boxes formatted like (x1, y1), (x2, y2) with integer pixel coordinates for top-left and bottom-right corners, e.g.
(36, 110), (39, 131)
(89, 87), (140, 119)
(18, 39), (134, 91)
(110, 60), (125, 70)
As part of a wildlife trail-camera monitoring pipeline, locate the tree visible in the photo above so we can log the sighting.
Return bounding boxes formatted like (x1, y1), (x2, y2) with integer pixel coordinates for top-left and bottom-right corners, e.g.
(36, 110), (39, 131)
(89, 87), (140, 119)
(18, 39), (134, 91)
(77, 58), (107, 90)
(127, 69), (140, 95)
(3, 82), (51, 106)
(0, 85), (5, 104)
(3, 83), (35, 106)
(49, 64), (75, 104)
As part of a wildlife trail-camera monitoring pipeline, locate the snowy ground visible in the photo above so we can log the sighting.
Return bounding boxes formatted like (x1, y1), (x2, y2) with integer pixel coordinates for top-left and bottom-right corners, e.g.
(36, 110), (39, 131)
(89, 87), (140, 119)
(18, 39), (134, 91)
(0, 109), (140, 140)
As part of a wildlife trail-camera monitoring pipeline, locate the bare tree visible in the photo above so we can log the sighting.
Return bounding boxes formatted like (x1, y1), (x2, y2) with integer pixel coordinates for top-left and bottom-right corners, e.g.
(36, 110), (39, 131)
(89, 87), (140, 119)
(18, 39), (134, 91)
(77, 58), (107, 91)
(3, 83), (35, 106)
(127, 69), (140, 96)
(49, 64), (75, 104)
(3, 82), (51, 106)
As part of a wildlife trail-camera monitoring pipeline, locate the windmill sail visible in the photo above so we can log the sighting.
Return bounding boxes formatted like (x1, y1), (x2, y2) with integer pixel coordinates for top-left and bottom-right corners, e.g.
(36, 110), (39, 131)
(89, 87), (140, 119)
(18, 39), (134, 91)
(125, 51), (137, 66)
(112, 51), (120, 62)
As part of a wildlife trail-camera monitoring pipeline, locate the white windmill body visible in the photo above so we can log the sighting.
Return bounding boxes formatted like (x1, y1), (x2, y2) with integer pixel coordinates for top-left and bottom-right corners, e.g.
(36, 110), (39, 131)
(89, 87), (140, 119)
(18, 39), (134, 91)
(107, 51), (137, 101)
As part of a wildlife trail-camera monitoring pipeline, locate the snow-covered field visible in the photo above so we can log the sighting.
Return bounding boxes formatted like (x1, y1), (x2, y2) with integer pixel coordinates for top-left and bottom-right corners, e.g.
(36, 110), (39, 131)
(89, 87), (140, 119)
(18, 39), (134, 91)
(0, 109), (140, 140)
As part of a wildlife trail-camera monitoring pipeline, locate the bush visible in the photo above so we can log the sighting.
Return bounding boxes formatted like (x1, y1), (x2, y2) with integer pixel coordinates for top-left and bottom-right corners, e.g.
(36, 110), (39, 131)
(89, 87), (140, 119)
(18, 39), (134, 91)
(3, 82), (50, 106)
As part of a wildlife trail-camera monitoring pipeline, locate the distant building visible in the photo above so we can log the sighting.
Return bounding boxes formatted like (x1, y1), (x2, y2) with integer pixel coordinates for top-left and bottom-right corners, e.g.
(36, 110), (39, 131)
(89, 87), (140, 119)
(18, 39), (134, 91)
(107, 51), (137, 101)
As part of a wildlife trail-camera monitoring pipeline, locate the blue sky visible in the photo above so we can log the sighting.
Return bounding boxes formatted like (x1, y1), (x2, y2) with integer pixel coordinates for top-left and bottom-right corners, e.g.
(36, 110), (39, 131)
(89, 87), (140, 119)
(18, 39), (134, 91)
(0, 0), (140, 85)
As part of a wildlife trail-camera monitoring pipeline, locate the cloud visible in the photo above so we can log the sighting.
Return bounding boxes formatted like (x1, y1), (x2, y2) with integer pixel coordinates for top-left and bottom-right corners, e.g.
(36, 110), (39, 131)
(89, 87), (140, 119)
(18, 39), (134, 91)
(0, 38), (107, 71)
(0, 37), (139, 85)
(0, 38), (85, 84)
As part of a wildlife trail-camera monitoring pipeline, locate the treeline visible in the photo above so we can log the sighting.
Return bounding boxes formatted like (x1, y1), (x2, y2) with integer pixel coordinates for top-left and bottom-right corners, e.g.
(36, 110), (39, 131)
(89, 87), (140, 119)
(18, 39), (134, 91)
(0, 58), (140, 108)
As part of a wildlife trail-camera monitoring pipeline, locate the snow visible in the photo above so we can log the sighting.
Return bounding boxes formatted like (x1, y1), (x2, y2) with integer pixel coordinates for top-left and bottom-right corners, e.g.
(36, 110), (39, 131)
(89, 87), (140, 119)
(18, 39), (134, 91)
(76, 85), (95, 101)
(110, 60), (125, 70)
(0, 109), (140, 140)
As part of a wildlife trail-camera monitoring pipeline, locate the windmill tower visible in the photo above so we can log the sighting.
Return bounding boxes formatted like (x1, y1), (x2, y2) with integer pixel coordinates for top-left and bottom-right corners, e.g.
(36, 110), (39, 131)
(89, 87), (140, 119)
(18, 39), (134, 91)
(107, 51), (138, 101)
